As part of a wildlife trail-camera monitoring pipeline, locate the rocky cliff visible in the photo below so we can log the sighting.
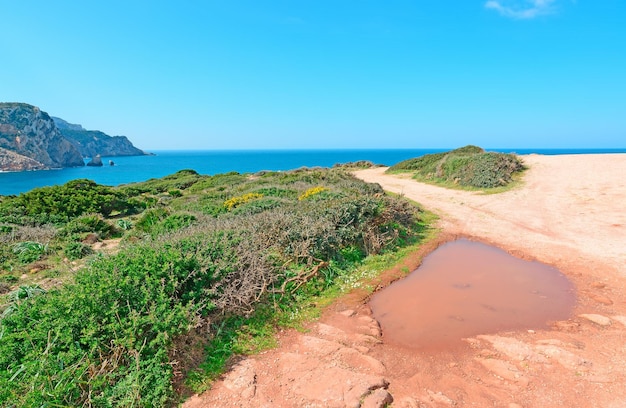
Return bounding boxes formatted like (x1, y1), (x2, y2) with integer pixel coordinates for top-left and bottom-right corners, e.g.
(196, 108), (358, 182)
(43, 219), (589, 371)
(0, 103), (85, 171)
(0, 147), (47, 171)
(52, 117), (148, 158)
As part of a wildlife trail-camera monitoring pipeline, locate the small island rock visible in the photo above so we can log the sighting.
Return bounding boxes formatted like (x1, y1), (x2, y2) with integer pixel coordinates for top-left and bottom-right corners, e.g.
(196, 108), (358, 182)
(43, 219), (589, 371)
(87, 154), (104, 167)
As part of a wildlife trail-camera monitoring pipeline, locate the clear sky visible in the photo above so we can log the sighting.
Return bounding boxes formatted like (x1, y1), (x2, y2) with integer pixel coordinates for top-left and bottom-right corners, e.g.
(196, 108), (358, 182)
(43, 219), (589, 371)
(2, 1), (625, 150)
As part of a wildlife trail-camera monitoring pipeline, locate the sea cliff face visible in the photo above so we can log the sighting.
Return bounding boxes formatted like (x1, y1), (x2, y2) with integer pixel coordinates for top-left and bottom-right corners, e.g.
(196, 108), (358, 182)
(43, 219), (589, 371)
(0, 103), (85, 171)
(0, 147), (47, 171)
(52, 117), (148, 158)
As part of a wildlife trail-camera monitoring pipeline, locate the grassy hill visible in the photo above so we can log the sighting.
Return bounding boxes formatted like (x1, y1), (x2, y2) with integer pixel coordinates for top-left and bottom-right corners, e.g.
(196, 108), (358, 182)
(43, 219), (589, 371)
(388, 145), (525, 189)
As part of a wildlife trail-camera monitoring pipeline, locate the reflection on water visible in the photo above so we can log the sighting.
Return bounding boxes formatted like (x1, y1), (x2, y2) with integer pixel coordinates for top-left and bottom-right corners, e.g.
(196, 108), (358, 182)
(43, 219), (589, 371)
(370, 239), (576, 350)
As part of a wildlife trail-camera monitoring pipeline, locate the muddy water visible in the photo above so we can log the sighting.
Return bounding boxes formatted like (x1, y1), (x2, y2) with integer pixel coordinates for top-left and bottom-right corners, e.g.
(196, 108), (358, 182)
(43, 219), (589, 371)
(370, 239), (576, 350)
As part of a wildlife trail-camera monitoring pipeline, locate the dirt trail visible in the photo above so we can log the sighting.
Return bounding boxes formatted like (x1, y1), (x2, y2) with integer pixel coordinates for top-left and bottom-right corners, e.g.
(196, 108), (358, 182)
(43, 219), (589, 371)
(184, 154), (626, 408)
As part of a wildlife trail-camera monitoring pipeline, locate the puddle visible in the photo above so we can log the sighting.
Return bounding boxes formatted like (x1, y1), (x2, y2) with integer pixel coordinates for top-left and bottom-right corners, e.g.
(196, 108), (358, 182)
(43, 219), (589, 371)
(370, 239), (576, 350)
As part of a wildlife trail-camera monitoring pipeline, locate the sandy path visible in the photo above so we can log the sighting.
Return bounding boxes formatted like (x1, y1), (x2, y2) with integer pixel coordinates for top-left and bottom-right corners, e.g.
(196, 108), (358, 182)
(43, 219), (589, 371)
(185, 154), (626, 408)
(356, 154), (626, 277)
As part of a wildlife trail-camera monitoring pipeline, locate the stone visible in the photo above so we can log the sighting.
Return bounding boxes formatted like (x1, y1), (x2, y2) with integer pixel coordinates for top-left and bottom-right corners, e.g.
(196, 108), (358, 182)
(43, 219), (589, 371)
(335, 347), (386, 374)
(535, 345), (591, 371)
(476, 357), (529, 386)
(579, 314), (612, 326)
(299, 335), (342, 356)
(222, 360), (257, 399)
(610, 315), (626, 327)
(339, 309), (356, 317)
(426, 390), (455, 406)
(588, 293), (613, 305)
(477, 335), (548, 363)
(362, 388), (393, 408)
(87, 154), (104, 166)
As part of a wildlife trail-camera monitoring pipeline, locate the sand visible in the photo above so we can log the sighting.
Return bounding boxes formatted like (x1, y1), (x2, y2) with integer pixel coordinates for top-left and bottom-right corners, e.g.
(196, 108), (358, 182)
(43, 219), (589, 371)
(356, 153), (626, 278)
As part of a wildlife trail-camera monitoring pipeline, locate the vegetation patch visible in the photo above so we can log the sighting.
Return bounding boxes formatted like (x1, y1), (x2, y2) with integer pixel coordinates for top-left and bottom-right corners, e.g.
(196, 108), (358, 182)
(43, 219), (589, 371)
(0, 179), (141, 225)
(223, 192), (264, 211)
(0, 166), (429, 407)
(298, 186), (329, 201)
(388, 145), (525, 189)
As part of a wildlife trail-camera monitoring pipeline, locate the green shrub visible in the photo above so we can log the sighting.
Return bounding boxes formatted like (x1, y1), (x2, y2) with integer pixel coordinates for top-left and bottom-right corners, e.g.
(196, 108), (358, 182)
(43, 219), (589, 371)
(231, 197), (285, 216)
(188, 172), (247, 193)
(135, 208), (170, 232)
(60, 214), (115, 239)
(0, 274), (18, 284)
(119, 170), (205, 196)
(0, 179), (139, 225)
(64, 242), (95, 260)
(388, 146), (524, 188)
(12, 241), (48, 264)
(2, 285), (46, 318)
(253, 186), (297, 199)
(201, 203), (228, 217)
(0, 231), (260, 407)
(458, 152), (525, 187)
(117, 219), (133, 230)
(159, 213), (197, 233)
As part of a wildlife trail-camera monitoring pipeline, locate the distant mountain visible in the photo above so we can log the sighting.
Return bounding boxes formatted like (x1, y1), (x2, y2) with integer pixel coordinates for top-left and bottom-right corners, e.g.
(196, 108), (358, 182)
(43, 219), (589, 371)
(52, 117), (149, 158)
(51, 117), (85, 131)
(0, 103), (85, 171)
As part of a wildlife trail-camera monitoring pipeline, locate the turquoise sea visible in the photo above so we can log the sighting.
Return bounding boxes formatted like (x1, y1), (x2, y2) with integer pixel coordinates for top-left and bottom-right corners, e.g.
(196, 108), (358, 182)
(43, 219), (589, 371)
(1, 148), (625, 196)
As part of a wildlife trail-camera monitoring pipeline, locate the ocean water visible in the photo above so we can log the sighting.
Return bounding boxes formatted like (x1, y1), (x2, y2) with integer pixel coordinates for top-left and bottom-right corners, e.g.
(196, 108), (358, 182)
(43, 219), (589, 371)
(1, 148), (624, 196)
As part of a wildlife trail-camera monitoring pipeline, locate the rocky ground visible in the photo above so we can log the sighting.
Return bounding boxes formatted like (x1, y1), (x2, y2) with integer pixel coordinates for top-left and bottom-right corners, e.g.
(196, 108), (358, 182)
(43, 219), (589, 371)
(184, 153), (626, 408)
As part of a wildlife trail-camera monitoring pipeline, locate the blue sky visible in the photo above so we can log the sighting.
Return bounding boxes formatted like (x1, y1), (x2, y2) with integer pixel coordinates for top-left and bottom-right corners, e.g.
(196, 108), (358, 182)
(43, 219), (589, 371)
(2, 1), (624, 150)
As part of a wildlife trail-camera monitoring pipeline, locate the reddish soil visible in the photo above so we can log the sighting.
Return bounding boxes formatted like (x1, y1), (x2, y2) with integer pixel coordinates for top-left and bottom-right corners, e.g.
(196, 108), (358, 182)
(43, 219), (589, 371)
(184, 154), (626, 408)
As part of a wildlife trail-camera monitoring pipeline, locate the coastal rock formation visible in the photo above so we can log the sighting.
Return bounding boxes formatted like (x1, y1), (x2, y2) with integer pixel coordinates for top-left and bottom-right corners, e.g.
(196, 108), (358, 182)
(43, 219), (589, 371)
(0, 103), (85, 171)
(86, 154), (104, 167)
(52, 117), (148, 158)
(0, 147), (47, 171)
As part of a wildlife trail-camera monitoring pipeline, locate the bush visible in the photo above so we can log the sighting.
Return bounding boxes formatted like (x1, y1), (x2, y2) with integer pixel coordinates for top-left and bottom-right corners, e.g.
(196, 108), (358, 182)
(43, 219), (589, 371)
(0, 179), (139, 225)
(159, 213), (197, 233)
(388, 146), (524, 188)
(0, 274), (18, 284)
(224, 193), (264, 211)
(64, 242), (95, 260)
(60, 214), (115, 239)
(0, 231), (267, 407)
(231, 197), (285, 216)
(135, 208), (170, 232)
(298, 186), (329, 201)
(119, 170), (205, 196)
(457, 152), (525, 187)
(117, 219), (133, 230)
(12, 241), (48, 264)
